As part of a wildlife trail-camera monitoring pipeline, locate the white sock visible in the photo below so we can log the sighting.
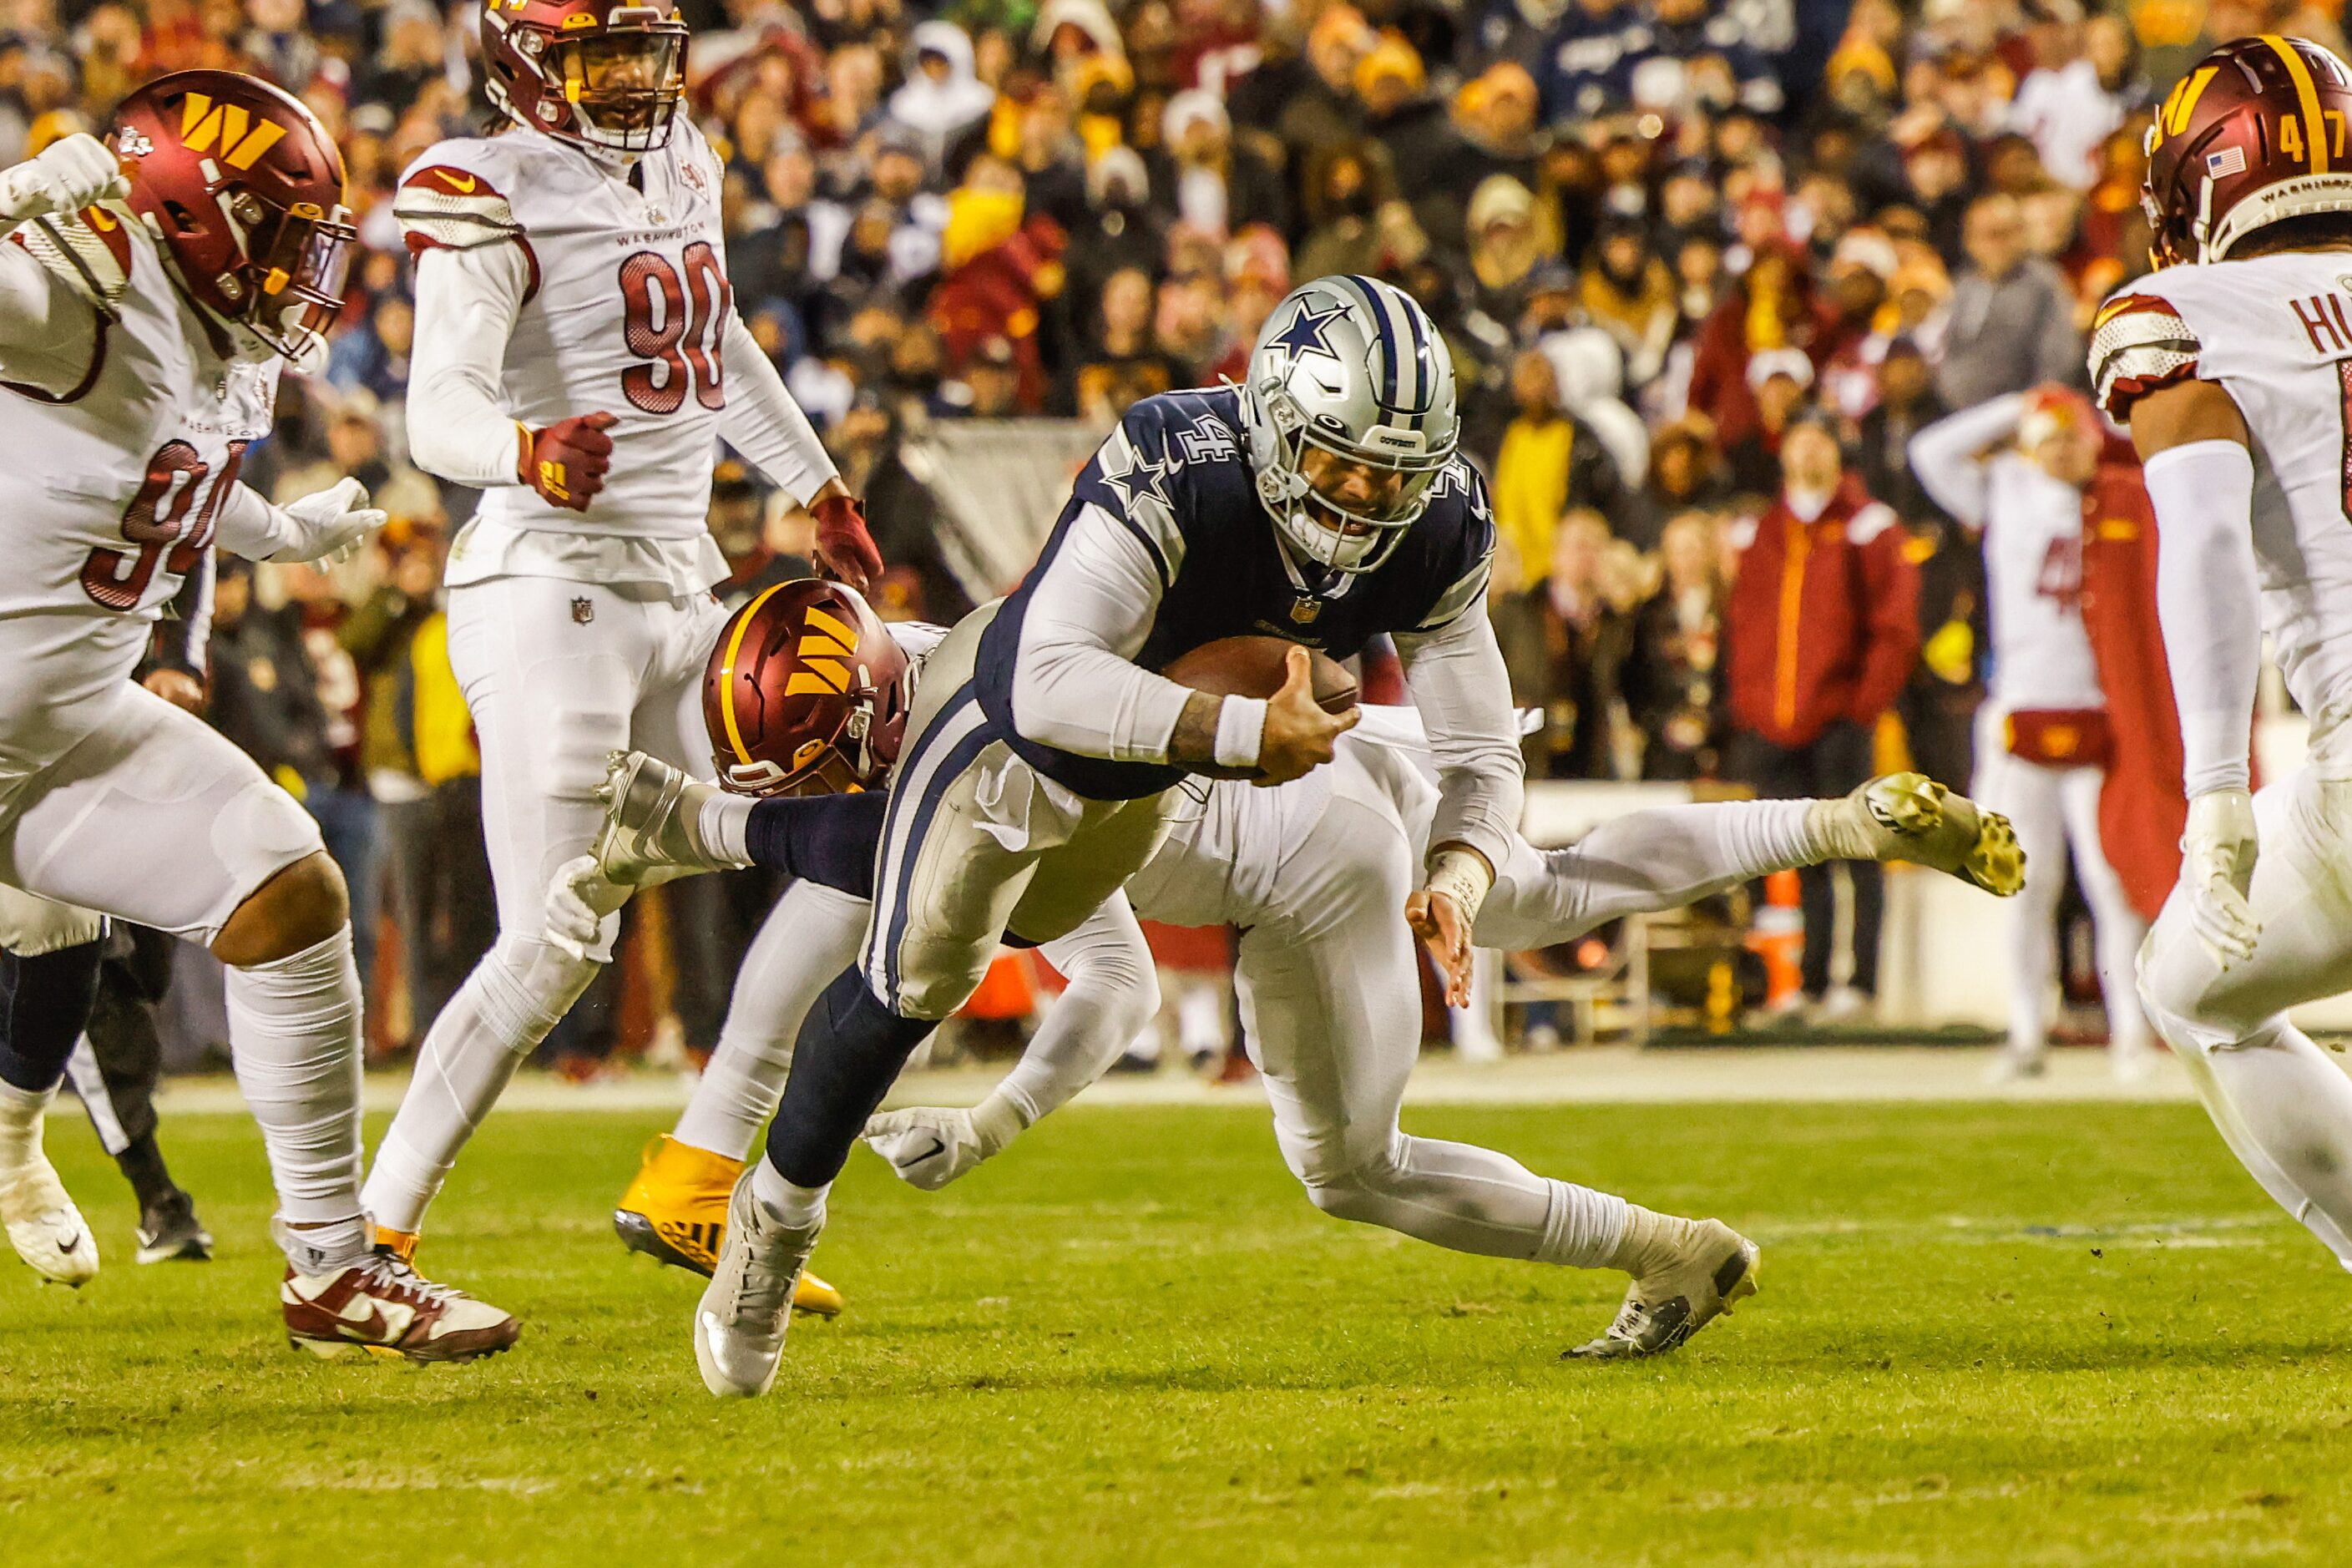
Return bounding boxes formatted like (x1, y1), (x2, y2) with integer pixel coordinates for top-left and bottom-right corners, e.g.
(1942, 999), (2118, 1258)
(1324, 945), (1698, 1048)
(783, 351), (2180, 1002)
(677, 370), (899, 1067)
(1482, 801), (1819, 948)
(700, 792), (755, 867)
(1600, 1202), (1705, 1277)
(362, 932), (599, 1234)
(224, 928), (368, 1267)
(751, 1156), (827, 1229)
(1541, 1181), (1632, 1270)
(0, 1077), (53, 1176)
(674, 881), (867, 1161)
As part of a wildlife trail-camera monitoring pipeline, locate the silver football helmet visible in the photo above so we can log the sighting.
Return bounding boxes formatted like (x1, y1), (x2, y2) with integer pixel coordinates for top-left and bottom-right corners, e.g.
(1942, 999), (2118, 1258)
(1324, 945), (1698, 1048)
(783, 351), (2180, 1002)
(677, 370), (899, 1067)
(1237, 275), (1460, 574)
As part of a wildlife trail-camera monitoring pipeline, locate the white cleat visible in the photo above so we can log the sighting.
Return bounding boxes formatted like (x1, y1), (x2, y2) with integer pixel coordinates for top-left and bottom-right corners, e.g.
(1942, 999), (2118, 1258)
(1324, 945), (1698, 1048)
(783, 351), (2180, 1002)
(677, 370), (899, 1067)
(592, 750), (732, 888)
(694, 1169), (821, 1399)
(1810, 771), (2026, 897)
(1, 1151), (98, 1287)
(1570, 1218), (1758, 1360)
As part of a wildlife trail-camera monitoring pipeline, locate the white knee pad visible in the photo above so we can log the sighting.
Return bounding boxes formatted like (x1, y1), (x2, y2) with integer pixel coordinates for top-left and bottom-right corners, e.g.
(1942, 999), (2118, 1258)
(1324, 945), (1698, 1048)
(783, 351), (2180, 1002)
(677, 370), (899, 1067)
(473, 931), (604, 1053)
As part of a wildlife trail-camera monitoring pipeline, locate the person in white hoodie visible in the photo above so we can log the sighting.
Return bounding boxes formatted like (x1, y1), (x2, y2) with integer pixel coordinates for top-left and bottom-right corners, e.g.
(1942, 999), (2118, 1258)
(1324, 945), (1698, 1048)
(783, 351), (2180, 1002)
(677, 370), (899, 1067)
(887, 22), (999, 173)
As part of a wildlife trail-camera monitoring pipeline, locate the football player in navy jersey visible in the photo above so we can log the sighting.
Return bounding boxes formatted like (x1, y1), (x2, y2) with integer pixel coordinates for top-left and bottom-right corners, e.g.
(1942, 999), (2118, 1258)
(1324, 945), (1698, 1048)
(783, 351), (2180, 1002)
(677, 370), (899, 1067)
(606, 276), (1530, 1397)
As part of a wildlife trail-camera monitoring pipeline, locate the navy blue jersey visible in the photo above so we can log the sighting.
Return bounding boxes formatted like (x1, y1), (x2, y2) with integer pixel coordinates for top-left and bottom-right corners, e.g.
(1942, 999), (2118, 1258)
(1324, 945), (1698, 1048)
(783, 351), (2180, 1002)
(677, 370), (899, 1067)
(975, 386), (1495, 801)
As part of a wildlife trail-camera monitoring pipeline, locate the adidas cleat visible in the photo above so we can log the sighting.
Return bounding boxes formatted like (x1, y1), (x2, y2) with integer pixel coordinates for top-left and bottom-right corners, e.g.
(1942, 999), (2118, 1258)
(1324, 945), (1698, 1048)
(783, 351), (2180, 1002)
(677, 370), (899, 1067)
(615, 1135), (842, 1313)
(1812, 771), (2025, 897)
(283, 1247), (519, 1363)
(1570, 1219), (1758, 1361)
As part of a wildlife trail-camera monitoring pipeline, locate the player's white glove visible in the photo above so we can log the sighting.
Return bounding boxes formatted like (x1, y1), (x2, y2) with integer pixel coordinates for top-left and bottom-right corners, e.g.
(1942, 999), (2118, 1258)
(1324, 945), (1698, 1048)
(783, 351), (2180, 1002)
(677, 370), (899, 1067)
(275, 478), (387, 566)
(546, 853), (630, 962)
(2181, 788), (2260, 969)
(0, 134), (129, 224)
(862, 1093), (1026, 1191)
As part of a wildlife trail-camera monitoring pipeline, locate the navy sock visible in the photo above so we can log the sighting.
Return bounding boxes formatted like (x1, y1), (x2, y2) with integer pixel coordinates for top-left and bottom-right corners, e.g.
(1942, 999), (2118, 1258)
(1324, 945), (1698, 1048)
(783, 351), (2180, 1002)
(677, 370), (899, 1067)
(765, 965), (936, 1186)
(743, 791), (888, 901)
(0, 938), (104, 1094)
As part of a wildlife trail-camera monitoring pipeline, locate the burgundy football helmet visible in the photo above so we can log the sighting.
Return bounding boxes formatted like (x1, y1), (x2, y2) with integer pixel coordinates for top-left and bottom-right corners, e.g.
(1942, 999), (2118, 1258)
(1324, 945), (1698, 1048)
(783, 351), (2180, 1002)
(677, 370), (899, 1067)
(704, 579), (913, 797)
(109, 70), (354, 363)
(482, 0), (689, 155)
(2143, 34), (2352, 266)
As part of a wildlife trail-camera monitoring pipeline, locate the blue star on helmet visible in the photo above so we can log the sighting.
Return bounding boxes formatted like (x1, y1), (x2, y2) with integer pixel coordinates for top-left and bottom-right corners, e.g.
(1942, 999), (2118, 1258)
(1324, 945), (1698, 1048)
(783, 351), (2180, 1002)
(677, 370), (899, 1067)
(1266, 299), (1349, 372)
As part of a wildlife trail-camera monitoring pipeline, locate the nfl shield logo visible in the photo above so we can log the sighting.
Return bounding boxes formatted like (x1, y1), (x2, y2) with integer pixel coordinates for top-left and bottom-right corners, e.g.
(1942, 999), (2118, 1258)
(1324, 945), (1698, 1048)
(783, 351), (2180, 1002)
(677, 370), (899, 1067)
(572, 597), (595, 625)
(1289, 596), (1323, 625)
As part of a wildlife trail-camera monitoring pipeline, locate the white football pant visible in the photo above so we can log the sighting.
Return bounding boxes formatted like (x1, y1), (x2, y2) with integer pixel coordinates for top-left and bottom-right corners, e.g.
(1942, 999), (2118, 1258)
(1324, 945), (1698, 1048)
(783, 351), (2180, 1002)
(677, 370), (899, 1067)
(1973, 731), (2150, 1062)
(364, 574), (729, 1234)
(2138, 759), (2352, 1272)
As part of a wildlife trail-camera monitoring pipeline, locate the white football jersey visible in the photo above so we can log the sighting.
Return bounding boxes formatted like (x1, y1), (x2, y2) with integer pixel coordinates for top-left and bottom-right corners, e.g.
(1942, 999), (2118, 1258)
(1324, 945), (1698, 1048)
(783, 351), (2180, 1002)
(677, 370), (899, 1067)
(1977, 454), (2104, 713)
(2093, 252), (2352, 726)
(0, 204), (274, 763)
(395, 123), (732, 541)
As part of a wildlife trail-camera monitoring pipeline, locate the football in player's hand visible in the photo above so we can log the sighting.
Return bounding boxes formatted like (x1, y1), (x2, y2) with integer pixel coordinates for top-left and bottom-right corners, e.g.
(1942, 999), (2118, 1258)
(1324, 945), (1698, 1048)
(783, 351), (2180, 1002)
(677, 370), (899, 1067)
(1164, 636), (1359, 714)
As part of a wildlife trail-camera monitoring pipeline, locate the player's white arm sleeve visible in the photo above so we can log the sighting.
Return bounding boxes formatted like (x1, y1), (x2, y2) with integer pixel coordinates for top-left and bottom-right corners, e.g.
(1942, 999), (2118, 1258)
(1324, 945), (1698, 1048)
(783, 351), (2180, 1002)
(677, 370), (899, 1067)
(2145, 439), (2260, 796)
(1009, 503), (1193, 761)
(1008, 898), (1161, 1124)
(719, 310), (840, 505)
(1905, 392), (2025, 530)
(406, 243), (532, 487)
(1392, 589), (1524, 878)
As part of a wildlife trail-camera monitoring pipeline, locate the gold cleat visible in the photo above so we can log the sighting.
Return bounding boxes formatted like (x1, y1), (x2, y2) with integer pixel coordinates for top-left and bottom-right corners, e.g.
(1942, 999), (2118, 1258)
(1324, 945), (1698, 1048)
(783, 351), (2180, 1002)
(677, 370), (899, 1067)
(1812, 771), (2026, 897)
(615, 1136), (842, 1315)
(371, 1224), (419, 1265)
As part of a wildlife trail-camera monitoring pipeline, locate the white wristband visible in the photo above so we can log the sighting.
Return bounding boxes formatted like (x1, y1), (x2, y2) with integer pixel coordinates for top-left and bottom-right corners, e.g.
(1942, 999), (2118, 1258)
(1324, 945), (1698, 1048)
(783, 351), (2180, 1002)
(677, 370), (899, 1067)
(1212, 695), (1267, 770)
(1424, 847), (1493, 930)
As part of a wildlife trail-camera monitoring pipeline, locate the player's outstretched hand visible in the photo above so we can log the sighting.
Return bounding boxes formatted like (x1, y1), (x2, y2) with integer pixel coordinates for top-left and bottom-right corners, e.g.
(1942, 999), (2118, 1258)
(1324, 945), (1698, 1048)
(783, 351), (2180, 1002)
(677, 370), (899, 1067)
(523, 412), (618, 512)
(811, 486), (883, 593)
(278, 477), (386, 565)
(545, 853), (630, 961)
(0, 133), (129, 223)
(1255, 644), (1359, 787)
(2183, 788), (2260, 969)
(863, 1096), (1024, 1190)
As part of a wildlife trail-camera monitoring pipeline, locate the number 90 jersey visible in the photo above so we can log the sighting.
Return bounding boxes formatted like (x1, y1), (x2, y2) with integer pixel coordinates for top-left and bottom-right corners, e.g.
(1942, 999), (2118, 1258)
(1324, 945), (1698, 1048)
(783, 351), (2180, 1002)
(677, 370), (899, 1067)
(2092, 251), (2352, 731)
(395, 121), (732, 541)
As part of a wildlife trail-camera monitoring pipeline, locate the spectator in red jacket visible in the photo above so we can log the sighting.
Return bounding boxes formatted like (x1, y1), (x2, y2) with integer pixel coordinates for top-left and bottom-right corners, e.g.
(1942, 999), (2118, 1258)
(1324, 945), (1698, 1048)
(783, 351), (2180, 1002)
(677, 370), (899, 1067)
(1725, 412), (1921, 1021)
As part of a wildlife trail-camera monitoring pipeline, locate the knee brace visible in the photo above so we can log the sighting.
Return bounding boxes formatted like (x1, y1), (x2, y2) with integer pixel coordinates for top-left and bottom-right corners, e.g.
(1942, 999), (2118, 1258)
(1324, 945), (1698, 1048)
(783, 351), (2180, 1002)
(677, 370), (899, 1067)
(473, 932), (603, 1054)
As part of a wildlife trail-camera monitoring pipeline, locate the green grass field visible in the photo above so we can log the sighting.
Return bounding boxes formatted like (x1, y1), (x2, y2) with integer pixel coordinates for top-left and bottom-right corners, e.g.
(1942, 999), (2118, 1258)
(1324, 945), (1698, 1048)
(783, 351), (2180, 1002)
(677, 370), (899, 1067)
(5, 1095), (2352, 1565)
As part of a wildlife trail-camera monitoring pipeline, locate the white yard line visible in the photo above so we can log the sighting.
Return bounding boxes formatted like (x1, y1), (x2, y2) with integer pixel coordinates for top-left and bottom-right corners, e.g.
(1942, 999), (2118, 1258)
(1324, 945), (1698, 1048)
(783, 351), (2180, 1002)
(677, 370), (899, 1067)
(131, 1044), (2267, 1115)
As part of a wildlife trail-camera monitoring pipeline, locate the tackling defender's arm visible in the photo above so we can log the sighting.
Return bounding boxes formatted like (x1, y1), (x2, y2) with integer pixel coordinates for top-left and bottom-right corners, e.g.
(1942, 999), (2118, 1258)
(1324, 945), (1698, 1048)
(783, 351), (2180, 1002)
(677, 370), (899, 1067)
(2120, 374), (2262, 966)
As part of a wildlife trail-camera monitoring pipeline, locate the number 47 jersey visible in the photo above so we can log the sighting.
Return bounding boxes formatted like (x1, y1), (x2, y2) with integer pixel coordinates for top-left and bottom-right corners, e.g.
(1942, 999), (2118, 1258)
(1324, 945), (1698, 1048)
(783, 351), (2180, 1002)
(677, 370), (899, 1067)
(394, 121), (733, 542)
(2092, 251), (2352, 732)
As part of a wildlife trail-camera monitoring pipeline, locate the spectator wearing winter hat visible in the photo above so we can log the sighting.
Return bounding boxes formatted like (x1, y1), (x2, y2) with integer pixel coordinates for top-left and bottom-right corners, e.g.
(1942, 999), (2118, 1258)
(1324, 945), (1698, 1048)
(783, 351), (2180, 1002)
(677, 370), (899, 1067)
(1065, 146), (1165, 313)
(1356, 33), (1461, 244)
(1466, 174), (1555, 328)
(1579, 216), (1677, 387)
(1454, 62), (1545, 196)
(1723, 412), (1920, 1020)
(1151, 89), (1286, 240)
(1725, 349), (1814, 497)
(889, 21), (1000, 173)
(1684, 245), (1837, 448)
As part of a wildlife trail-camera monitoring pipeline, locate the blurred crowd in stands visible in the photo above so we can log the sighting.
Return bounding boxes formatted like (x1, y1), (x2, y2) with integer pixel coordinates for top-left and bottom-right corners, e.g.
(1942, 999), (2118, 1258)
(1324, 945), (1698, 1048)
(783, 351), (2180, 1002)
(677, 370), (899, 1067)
(8, 0), (2319, 1061)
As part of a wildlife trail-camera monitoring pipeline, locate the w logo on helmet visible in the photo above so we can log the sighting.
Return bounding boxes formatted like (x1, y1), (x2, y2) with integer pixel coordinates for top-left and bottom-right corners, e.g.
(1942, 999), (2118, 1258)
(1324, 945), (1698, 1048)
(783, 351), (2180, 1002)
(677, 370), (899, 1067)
(783, 605), (862, 695)
(178, 93), (287, 170)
